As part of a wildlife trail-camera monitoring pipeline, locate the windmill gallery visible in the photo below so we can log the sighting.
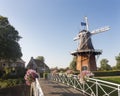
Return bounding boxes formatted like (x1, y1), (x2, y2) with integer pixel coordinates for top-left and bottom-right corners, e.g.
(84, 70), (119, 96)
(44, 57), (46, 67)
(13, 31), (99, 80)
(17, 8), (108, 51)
(71, 17), (110, 72)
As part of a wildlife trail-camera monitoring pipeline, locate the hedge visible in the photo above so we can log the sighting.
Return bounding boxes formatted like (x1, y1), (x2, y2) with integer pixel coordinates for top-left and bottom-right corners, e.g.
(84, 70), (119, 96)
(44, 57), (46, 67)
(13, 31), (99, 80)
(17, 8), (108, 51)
(93, 71), (120, 77)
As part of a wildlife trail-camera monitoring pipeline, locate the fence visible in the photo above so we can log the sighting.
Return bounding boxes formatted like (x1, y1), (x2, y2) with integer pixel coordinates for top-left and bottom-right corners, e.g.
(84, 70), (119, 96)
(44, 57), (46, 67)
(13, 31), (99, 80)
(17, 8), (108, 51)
(30, 78), (44, 96)
(51, 74), (120, 96)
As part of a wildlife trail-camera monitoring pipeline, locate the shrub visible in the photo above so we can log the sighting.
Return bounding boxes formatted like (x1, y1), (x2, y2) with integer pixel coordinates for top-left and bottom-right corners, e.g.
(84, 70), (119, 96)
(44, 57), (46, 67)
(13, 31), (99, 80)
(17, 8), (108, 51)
(1, 67), (26, 79)
(0, 78), (25, 88)
(0, 82), (8, 88)
(93, 71), (120, 77)
(43, 72), (49, 79)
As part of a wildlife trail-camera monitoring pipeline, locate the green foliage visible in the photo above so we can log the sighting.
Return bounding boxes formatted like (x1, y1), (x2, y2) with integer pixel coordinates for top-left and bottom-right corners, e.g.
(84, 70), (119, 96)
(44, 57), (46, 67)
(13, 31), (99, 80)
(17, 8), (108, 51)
(58, 68), (66, 72)
(97, 76), (120, 84)
(0, 70), (3, 77)
(16, 67), (26, 77)
(36, 56), (45, 62)
(69, 56), (76, 71)
(112, 66), (116, 70)
(0, 67), (26, 88)
(73, 70), (79, 75)
(100, 58), (112, 71)
(115, 53), (120, 70)
(0, 16), (22, 61)
(43, 72), (49, 79)
(4, 67), (11, 75)
(93, 71), (120, 77)
(0, 78), (25, 88)
(2, 67), (26, 79)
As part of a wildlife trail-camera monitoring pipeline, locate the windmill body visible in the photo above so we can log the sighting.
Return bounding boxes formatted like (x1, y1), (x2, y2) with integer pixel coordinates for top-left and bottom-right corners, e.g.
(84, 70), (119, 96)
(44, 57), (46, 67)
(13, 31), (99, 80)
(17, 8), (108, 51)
(71, 17), (110, 72)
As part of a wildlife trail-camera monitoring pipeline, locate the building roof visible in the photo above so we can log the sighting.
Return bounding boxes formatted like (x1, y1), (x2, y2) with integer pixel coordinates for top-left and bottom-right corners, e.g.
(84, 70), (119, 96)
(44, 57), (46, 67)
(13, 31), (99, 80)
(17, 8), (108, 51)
(0, 58), (25, 64)
(16, 59), (25, 64)
(33, 59), (49, 68)
(27, 57), (49, 70)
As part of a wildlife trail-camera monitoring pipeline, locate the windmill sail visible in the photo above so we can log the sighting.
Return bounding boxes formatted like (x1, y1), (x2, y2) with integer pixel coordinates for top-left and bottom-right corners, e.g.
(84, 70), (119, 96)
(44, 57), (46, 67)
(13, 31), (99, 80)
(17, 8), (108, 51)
(91, 26), (110, 35)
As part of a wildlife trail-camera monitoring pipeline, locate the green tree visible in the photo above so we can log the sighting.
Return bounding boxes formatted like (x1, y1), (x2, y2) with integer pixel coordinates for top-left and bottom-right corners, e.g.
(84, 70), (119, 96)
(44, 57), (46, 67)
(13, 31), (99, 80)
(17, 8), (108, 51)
(115, 53), (120, 70)
(112, 66), (117, 70)
(69, 56), (76, 71)
(0, 16), (22, 61)
(36, 56), (45, 62)
(100, 58), (112, 71)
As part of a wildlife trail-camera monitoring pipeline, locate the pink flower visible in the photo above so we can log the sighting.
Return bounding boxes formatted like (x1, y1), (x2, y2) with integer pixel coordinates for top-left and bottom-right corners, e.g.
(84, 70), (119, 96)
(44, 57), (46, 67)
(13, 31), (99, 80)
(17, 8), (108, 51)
(78, 70), (94, 83)
(24, 69), (38, 86)
(26, 81), (31, 86)
(65, 69), (73, 74)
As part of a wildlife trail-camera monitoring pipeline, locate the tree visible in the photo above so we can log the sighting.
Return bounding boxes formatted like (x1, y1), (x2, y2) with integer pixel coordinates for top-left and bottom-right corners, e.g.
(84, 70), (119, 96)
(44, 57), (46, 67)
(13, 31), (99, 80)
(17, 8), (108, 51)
(36, 56), (45, 62)
(100, 58), (112, 71)
(115, 53), (120, 70)
(0, 16), (22, 61)
(69, 56), (76, 71)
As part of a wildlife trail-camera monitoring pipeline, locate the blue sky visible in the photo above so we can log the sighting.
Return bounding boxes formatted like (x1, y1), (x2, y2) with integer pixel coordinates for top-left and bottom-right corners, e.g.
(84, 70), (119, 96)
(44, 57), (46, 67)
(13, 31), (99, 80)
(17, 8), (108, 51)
(0, 0), (119, 68)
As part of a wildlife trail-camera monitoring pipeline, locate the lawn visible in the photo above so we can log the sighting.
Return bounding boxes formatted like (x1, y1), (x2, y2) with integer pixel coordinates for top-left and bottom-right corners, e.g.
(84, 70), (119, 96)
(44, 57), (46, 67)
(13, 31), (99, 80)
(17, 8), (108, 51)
(96, 76), (120, 84)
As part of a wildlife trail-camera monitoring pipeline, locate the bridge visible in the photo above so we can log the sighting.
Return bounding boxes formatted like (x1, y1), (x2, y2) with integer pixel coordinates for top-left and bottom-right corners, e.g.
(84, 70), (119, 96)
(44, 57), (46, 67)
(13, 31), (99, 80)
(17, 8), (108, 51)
(31, 74), (120, 96)
(38, 78), (84, 96)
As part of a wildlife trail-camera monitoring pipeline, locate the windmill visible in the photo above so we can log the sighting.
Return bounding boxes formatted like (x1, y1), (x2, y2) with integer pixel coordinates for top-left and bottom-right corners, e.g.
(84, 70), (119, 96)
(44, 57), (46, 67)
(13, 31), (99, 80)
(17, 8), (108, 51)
(71, 17), (110, 72)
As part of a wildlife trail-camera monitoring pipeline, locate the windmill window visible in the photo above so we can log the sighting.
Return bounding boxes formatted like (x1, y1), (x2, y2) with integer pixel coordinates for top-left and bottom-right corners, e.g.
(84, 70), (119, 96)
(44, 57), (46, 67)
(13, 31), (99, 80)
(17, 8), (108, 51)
(82, 66), (87, 71)
(3, 63), (6, 66)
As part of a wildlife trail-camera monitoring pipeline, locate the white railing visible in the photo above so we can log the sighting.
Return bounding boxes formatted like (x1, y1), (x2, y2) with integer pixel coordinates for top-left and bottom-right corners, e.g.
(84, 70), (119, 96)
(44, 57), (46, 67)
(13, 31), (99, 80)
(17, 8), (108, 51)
(30, 78), (44, 96)
(51, 74), (120, 96)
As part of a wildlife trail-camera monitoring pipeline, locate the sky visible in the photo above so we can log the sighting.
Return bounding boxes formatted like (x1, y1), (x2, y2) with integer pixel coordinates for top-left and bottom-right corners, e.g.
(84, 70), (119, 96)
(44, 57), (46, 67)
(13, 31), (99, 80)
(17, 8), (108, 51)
(0, 0), (119, 68)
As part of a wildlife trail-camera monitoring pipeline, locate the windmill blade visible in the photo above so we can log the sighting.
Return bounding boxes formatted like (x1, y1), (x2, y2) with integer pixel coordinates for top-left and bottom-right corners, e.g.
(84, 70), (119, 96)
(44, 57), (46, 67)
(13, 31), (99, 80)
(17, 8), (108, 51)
(73, 35), (79, 41)
(73, 37), (79, 41)
(73, 32), (87, 41)
(91, 26), (110, 35)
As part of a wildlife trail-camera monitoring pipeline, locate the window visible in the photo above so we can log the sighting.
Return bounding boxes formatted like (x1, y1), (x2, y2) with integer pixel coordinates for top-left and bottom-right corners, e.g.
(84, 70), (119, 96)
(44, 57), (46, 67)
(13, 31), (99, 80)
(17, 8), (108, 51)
(2, 63), (6, 67)
(82, 66), (87, 71)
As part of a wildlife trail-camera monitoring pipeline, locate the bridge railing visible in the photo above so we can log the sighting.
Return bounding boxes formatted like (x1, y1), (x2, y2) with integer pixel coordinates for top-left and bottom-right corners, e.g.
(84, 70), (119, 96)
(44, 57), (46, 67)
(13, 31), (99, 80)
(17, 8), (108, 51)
(51, 74), (120, 96)
(30, 78), (44, 96)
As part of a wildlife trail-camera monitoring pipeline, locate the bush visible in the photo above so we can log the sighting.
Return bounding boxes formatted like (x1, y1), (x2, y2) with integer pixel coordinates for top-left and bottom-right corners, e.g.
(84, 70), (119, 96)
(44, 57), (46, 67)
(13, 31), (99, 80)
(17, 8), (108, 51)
(0, 78), (25, 88)
(0, 82), (8, 88)
(93, 71), (120, 77)
(73, 71), (80, 75)
(2, 67), (26, 79)
(43, 73), (49, 79)
(0, 70), (3, 78)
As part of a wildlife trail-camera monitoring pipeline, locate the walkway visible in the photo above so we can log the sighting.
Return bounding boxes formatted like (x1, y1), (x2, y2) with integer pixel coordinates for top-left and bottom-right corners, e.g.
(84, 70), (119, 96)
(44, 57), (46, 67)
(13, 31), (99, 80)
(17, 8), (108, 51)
(39, 79), (85, 96)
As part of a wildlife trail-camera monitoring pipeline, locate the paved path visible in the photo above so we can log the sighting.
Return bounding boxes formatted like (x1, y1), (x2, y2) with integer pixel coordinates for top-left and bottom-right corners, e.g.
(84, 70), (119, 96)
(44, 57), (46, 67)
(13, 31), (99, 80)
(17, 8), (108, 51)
(39, 79), (85, 96)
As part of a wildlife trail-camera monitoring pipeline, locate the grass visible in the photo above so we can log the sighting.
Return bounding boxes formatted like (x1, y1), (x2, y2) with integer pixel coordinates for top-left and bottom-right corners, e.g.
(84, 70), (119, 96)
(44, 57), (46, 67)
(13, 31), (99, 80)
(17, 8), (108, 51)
(95, 76), (120, 84)
(91, 76), (120, 96)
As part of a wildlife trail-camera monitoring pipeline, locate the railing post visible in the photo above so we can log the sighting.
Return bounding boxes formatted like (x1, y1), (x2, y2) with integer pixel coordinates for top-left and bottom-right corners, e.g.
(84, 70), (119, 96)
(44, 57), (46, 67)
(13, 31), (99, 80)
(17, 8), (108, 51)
(96, 80), (98, 96)
(83, 83), (85, 94)
(74, 77), (76, 89)
(67, 77), (69, 86)
(118, 85), (120, 96)
(30, 83), (33, 96)
(31, 82), (36, 96)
